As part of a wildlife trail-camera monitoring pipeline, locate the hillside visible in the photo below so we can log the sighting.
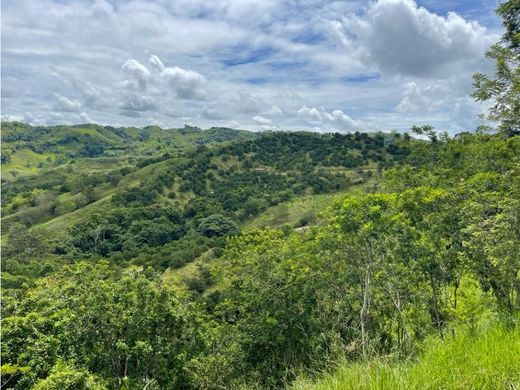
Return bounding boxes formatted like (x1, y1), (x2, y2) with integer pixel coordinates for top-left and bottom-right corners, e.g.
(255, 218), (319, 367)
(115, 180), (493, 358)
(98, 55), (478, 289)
(2, 121), (520, 389)
(2, 123), (404, 279)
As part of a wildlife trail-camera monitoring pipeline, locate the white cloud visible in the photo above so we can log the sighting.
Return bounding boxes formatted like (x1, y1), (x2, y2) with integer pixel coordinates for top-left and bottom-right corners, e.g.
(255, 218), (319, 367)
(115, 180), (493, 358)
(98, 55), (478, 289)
(122, 59), (151, 89)
(1, 114), (25, 122)
(149, 55), (165, 73)
(119, 95), (156, 114)
(262, 105), (284, 116)
(320, 19), (352, 50)
(225, 120), (241, 129)
(1, 0), (500, 132)
(342, 0), (494, 77)
(54, 93), (82, 111)
(297, 106), (323, 122)
(324, 109), (363, 130)
(236, 91), (261, 114)
(252, 115), (272, 125)
(79, 112), (94, 123)
(298, 106), (364, 130)
(201, 107), (225, 119)
(397, 82), (431, 113)
(160, 64), (207, 100)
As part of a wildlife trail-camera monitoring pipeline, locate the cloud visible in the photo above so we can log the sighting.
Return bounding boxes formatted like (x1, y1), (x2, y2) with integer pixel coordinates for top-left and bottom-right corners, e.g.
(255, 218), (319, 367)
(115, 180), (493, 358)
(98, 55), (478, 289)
(342, 0), (493, 76)
(1, 0), (500, 132)
(160, 64), (207, 100)
(120, 55), (206, 100)
(119, 95), (156, 114)
(236, 92), (261, 114)
(320, 19), (352, 50)
(54, 93), (81, 112)
(252, 115), (272, 125)
(201, 107), (225, 119)
(297, 106), (323, 122)
(397, 81), (431, 113)
(1, 114), (25, 122)
(79, 112), (94, 123)
(298, 106), (364, 130)
(262, 105), (283, 116)
(122, 59), (151, 89)
(149, 55), (165, 73)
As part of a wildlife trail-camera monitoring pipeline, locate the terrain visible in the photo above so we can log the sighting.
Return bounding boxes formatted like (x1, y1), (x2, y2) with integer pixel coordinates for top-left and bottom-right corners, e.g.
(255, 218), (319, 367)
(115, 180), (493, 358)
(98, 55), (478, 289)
(2, 120), (519, 389)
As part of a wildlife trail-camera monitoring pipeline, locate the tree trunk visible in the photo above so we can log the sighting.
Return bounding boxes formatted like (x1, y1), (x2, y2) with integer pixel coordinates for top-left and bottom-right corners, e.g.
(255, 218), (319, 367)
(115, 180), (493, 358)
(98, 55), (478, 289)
(361, 241), (373, 360)
(429, 273), (443, 338)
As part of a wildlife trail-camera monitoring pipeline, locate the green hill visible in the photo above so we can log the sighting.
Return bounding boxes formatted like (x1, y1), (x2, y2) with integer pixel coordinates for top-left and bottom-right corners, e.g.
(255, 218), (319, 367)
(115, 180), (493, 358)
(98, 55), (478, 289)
(2, 122), (519, 390)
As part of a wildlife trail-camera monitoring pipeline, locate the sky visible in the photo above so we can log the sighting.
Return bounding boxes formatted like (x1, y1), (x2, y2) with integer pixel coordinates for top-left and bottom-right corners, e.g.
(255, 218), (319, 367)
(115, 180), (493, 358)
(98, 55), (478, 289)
(1, 0), (503, 133)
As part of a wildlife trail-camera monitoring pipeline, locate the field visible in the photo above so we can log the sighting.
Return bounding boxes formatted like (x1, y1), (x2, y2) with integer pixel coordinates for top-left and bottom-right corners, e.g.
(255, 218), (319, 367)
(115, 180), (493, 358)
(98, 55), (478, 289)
(292, 324), (520, 390)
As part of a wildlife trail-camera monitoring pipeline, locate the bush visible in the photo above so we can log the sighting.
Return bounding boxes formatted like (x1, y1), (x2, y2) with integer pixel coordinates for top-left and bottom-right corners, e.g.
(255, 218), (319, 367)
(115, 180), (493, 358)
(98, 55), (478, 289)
(197, 214), (239, 238)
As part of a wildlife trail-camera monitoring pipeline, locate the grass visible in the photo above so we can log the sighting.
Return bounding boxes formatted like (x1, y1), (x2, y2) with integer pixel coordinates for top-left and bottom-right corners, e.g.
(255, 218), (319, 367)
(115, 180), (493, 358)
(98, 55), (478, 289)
(291, 324), (520, 390)
(244, 176), (382, 230)
(243, 193), (339, 230)
(39, 195), (114, 237)
(2, 149), (56, 179)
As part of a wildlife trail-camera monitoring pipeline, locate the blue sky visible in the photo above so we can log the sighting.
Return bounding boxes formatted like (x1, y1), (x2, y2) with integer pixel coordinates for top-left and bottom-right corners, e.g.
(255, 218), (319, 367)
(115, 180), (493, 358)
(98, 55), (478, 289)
(1, 0), (502, 133)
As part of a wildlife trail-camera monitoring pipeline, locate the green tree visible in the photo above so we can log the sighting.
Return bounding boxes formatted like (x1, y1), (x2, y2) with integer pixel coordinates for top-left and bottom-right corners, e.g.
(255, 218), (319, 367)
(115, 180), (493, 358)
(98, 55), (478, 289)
(2, 262), (208, 389)
(472, 0), (520, 136)
(197, 214), (239, 237)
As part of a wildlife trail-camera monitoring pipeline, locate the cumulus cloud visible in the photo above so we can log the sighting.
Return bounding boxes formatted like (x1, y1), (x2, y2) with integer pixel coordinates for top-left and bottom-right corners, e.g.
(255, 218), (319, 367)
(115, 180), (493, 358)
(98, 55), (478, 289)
(122, 59), (151, 89)
(397, 82), (431, 113)
(225, 120), (241, 129)
(297, 106), (323, 122)
(234, 91), (261, 114)
(149, 55), (165, 73)
(120, 55), (206, 100)
(54, 93), (81, 111)
(1, 0), (499, 132)
(119, 95), (156, 114)
(298, 106), (364, 130)
(201, 107), (225, 119)
(325, 109), (363, 130)
(79, 112), (94, 123)
(160, 65), (207, 100)
(1, 114), (25, 122)
(252, 115), (272, 125)
(341, 0), (493, 76)
(262, 105), (284, 116)
(320, 19), (352, 51)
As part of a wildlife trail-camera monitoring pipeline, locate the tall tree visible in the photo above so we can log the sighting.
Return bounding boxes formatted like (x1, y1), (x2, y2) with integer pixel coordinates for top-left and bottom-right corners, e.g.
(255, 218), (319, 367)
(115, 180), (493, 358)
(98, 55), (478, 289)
(472, 0), (520, 136)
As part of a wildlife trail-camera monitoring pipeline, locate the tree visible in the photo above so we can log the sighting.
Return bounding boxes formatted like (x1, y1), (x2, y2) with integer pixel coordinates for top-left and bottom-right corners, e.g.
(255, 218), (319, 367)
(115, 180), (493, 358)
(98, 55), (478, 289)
(2, 263), (208, 389)
(411, 125), (438, 142)
(197, 214), (239, 237)
(472, 0), (520, 136)
(32, 361), (105, 390)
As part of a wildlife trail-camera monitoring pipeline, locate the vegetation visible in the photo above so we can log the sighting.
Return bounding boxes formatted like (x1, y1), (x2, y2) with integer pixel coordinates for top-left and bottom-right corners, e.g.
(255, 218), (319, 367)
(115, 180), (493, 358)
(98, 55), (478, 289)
(291, 324), (520, 390)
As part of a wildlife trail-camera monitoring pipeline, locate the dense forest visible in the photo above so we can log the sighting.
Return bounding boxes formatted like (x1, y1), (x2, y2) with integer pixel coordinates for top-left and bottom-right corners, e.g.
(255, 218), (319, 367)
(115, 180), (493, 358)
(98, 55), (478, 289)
(2, 1), (520, 389)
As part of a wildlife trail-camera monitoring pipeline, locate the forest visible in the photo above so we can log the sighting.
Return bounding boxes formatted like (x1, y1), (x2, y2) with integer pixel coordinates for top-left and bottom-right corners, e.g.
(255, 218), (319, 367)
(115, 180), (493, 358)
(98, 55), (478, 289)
(1, 1), (520, 389)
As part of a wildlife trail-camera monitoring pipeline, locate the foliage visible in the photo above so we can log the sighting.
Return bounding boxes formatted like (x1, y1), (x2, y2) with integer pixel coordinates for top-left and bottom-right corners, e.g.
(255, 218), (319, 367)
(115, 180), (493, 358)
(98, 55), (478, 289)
(197, 214), (239, 237)
(472, 0), (520, 136)
(2, 262), (209, 389)
(291, 323), (520, 390)
(1, 120), (519, 389)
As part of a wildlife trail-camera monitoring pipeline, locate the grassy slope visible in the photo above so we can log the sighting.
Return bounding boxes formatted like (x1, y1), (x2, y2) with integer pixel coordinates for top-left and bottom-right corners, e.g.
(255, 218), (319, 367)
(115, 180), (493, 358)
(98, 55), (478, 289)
(1, 123), (256, 235)
(164, 176), (383, 292)
(291, 325), (520, 390)
(1, 122), (257, 180)
(244, 176), (381, 230)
